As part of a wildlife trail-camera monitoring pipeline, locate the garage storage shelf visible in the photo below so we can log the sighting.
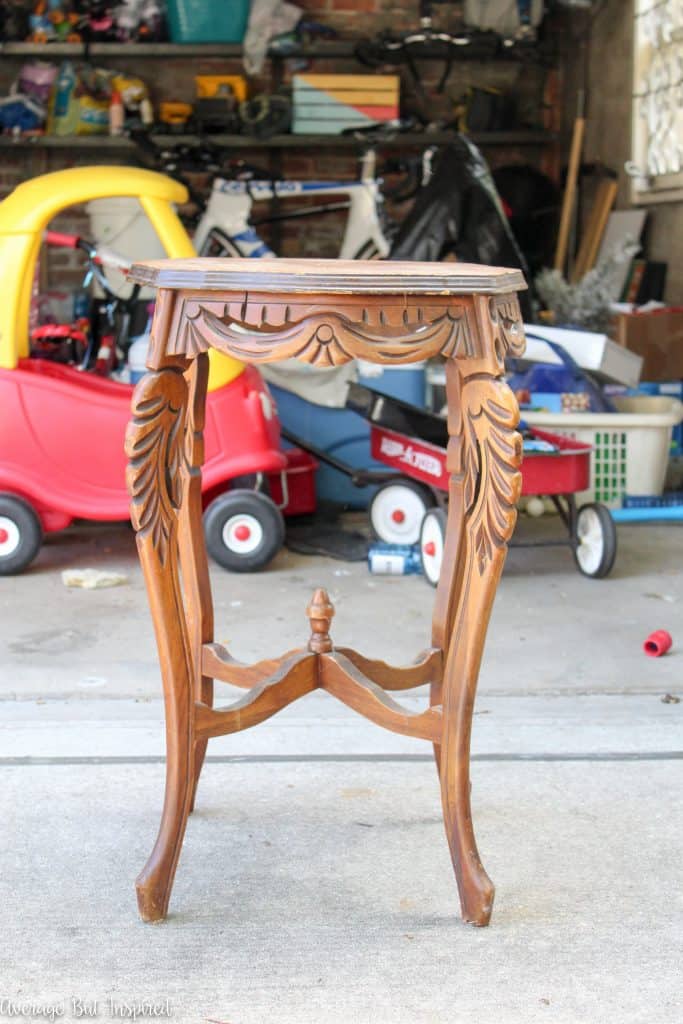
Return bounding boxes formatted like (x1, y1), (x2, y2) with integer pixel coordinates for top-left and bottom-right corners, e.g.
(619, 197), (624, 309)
(0, 40), (552, 61)
(0, 130), (555, 151)
(0, 40), (557, 152)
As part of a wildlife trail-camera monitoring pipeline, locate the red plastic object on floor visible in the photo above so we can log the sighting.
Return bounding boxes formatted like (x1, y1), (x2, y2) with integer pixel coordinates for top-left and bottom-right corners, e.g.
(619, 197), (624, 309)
(643, 630), (673, 657)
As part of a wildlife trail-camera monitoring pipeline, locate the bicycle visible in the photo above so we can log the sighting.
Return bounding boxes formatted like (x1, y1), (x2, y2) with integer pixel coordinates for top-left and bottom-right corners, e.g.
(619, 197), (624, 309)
(132, 128), (434, 262)
(37, 230), (139, 374)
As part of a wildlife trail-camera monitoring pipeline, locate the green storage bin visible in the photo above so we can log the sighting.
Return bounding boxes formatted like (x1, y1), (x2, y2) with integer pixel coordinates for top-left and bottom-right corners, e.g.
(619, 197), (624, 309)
(166, 0), (250, 44)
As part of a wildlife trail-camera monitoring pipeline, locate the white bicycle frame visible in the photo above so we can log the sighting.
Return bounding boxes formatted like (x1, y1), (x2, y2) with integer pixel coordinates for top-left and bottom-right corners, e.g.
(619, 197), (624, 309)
(192, 152), (391, 260)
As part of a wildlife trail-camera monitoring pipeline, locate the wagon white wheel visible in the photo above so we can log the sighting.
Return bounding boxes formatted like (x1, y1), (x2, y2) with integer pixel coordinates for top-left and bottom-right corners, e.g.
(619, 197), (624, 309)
(369, 478), (434, 544)
(573, 502), (617, 579)
(419, 507), (447, 586)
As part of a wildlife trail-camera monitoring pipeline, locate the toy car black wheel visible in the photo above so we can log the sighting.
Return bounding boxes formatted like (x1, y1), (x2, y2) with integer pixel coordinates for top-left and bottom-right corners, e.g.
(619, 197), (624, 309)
(0, 494), (43, 575)
(419, 506), (447, 587)
(369, 478), (435, 545)
(203, 489), (285, 572)
(573, 502), (617, 578)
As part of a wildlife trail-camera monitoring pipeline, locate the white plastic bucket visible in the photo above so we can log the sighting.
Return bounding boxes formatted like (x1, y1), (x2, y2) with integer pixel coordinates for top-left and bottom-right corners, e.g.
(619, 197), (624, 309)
(523, 397), (683, 506)
(86, 198), (165, 297)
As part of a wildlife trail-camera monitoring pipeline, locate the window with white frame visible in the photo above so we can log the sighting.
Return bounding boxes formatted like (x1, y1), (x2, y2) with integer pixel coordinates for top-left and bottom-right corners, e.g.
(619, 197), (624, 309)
(631, 0), (683, 203)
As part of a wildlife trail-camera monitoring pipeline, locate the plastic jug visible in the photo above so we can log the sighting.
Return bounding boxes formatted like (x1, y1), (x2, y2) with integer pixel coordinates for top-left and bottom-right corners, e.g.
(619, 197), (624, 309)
(128, 333), (149, 384)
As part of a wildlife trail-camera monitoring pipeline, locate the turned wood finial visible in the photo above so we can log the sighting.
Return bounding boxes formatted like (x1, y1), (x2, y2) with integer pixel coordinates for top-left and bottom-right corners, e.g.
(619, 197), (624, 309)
(306, 588), (335, 653)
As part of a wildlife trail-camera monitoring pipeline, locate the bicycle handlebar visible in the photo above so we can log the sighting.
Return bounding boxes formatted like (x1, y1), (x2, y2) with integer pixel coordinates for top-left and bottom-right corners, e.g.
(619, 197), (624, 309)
(46, 231), (130, 272)
(45, 230), (81, 249)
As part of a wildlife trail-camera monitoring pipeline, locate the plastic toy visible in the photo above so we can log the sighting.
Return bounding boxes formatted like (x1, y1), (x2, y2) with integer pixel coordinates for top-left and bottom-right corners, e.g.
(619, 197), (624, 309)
(27, 1), (54, 42)
(643, 630), (672, 658)
(25, 0), (79, 42)
(114, 0), (163, 41)
(80, 1), (116, 41)
(0, 165), (315, 574)
(158, 101), (193, 127)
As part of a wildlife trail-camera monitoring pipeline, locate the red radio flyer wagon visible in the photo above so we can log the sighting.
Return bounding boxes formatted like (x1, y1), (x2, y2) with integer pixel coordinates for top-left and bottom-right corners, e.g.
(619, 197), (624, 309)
(344, 383), (617, 582)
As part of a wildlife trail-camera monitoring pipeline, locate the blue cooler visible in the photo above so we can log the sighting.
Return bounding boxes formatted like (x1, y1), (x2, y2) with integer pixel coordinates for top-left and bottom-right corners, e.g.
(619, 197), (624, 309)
(270, 385), (378, 508)
(269, 362), (427, 508)
(357, 360), (426, 405)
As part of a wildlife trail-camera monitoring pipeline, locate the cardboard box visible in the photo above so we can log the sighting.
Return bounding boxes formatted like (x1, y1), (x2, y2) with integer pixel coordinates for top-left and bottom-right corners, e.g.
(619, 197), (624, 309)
(292, 74), (399, 134)
(613, 309), (683, 381)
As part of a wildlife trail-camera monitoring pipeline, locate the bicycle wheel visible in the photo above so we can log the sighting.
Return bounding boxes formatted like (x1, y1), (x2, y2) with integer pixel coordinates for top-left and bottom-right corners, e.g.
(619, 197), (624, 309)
(199, 227), (243, 259)
(353, 239), (383, 260)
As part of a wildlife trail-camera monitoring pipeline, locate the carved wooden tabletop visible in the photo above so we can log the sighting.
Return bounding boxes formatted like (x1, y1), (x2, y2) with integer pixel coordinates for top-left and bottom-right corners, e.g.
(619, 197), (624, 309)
(125, 256), (527, 929)
(129, 258), (527, 371)
(129, 256), (527, 295)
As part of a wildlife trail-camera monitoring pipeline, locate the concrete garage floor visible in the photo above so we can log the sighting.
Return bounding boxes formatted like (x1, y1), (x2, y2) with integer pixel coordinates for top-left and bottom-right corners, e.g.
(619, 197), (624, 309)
(1, 517), (682, 1023)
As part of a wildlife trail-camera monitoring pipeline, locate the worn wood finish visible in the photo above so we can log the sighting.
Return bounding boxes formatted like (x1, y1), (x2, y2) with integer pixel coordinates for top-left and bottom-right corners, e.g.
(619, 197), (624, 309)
(126, 257), (525, 926)
(194, 653), (317, 741)
(333, 647), (442, 691)
(202, 643), (305, 688)
(320, 651), (443, 742)
(175, 354), (214, 812)
(434, 354), (523, 925)
(129, 256), (526, 296)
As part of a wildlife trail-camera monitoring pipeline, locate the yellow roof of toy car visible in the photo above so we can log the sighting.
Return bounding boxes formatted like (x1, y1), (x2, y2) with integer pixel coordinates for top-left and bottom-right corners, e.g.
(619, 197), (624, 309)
(0, 165), (188, 234)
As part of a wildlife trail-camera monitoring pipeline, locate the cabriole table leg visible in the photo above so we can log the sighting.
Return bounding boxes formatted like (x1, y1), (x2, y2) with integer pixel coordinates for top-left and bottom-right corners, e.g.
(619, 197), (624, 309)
(432, 360), (522, 925)
(125, 364), (196, 923)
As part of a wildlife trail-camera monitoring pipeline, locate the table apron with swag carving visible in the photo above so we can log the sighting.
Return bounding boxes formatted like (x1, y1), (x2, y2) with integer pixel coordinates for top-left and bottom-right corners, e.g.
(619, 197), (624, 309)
(125, 257), (526, 929)
(152, 290), (525, 376)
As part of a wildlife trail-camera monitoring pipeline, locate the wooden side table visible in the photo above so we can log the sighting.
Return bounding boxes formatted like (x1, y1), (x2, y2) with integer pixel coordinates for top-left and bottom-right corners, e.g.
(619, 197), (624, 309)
(125, 258), (526, 927)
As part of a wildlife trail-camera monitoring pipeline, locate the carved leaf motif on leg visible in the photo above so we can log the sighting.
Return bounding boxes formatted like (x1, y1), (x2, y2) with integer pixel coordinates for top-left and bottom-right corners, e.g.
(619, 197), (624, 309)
(125, 370), (188, 568)
(488, 295), (526, 364)
(461, 379), (523, 575)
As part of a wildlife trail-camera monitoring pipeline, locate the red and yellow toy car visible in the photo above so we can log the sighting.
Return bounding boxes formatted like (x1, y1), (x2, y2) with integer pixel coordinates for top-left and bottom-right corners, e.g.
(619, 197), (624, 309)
(0, 166), (314, 574)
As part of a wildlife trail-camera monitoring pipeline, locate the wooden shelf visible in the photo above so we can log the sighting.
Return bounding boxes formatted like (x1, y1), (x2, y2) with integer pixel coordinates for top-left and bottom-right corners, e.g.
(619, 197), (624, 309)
(0, 40), (354, 58)
(0, 130), (554, 151)
(0, 39), (550, 63)
(0, 134), (132, 149)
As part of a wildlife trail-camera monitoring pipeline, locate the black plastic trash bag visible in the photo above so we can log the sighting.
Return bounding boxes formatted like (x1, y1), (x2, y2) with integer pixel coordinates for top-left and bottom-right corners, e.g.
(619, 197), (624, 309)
(493, 163), (559, 280)
(388, 134), (533, 320)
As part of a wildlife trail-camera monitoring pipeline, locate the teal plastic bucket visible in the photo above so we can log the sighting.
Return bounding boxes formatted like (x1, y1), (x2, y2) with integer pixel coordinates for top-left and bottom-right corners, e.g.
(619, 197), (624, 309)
(166, 0), (250, 43)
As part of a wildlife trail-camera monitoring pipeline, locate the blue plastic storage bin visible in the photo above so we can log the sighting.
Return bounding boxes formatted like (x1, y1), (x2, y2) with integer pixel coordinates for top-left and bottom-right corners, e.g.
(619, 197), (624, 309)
(166, 0), (250, 43)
